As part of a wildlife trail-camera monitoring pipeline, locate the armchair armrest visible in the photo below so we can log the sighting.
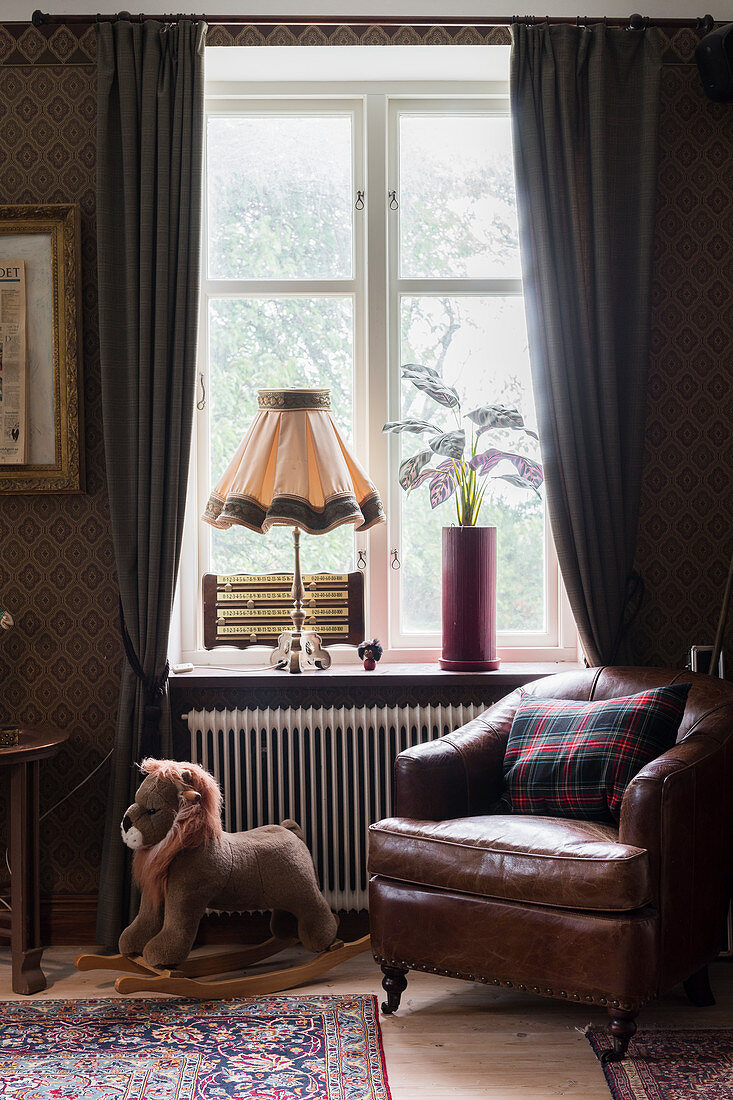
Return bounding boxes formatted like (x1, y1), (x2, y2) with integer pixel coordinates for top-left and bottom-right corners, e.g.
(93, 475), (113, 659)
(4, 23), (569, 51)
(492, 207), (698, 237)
(620, 730), (733, 987)
(393, 689), (522, 820)
(619, 732), (729, 858)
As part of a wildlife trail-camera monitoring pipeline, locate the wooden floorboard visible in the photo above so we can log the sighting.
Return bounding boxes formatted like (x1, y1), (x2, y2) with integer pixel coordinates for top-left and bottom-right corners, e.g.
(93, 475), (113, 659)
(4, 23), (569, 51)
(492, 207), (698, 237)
(0, 947), (731, 1099)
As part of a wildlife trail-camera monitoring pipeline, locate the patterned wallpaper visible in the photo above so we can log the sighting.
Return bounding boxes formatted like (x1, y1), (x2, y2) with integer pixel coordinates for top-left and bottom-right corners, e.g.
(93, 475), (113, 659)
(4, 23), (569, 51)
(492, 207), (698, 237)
(0, 26), (121, 897)
(632, 60), (733, 671)
(0, 20), (730, 899)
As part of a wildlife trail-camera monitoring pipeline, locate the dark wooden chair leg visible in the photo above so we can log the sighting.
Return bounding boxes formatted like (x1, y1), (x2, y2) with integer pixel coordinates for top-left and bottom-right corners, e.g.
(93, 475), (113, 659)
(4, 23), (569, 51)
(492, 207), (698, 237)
(683, 965), (716, 1007)
(380, 965), (408, 1015)
(601, 1008), (638, 1064)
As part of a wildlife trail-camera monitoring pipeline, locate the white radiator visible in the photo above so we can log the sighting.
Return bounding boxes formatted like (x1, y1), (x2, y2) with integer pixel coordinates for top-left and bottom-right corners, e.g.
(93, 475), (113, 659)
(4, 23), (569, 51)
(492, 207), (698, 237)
(182, 702), (489, 911)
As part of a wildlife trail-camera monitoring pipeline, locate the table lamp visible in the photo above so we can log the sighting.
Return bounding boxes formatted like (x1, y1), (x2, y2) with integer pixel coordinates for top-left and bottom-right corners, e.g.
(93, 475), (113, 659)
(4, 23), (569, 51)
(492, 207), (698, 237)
(203, 388), (385, 673)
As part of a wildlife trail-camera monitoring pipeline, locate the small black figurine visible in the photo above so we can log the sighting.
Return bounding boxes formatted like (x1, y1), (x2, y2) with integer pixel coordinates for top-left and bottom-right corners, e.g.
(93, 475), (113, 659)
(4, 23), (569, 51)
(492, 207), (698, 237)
(358, 638), (383, 671)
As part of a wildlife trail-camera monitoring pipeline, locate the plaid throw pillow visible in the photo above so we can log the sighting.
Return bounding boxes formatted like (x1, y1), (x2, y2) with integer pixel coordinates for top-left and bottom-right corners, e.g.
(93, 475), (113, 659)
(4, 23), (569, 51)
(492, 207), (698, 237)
(502, 684), (691, 823)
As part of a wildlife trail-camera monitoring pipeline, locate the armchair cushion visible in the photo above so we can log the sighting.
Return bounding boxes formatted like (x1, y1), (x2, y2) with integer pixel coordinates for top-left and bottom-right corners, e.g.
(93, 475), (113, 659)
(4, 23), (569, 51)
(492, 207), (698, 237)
(369, 814), (652, 911)
(502, 684), (690, 823)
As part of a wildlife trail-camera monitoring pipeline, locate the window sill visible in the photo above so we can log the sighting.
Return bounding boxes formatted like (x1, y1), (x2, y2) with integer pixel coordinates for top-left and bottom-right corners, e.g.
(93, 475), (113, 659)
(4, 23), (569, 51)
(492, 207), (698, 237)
(170, 660), (582, 691)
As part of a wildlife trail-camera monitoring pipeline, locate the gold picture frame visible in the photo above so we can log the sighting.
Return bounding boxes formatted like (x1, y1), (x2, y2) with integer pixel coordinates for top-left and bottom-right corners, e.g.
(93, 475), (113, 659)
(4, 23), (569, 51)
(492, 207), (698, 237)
(0, 204), (84, 493)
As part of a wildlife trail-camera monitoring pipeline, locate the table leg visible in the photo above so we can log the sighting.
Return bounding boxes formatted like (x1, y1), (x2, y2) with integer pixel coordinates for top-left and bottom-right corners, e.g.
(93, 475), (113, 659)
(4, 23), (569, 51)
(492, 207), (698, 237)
(9, 760), (46, 995)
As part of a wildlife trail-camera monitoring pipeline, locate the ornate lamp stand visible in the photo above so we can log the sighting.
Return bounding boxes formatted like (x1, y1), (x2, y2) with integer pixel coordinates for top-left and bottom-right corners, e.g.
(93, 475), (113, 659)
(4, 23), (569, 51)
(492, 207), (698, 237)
(270, 528), (332, 673)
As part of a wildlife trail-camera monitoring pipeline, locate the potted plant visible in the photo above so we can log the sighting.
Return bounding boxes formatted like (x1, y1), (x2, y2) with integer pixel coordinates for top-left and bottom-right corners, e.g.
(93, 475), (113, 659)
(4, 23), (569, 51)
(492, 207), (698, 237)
(383, 363), (543, 670)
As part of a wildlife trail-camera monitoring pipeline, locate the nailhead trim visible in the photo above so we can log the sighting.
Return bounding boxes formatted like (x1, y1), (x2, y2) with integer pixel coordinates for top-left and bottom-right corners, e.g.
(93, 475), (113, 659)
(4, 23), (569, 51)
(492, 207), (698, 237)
(371, 952), (645, 1011)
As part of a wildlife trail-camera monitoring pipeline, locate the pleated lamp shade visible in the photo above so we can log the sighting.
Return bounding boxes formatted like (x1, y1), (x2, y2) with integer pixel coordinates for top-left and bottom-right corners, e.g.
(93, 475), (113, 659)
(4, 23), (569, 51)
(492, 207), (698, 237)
(203, 388), (385, 535)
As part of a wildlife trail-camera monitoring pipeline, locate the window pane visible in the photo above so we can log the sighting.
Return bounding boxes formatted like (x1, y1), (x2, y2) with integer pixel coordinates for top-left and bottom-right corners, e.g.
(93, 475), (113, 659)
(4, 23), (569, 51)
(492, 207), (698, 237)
(399, 115), (520, 279)
(399, 296), (544, 634)
(208, 297), (355, 577)
(207, 115), (353, 280)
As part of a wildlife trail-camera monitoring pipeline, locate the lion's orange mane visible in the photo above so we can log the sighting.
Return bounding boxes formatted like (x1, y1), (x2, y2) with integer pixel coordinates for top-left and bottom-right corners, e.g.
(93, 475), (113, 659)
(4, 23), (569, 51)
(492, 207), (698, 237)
(132, 758), (223, 909)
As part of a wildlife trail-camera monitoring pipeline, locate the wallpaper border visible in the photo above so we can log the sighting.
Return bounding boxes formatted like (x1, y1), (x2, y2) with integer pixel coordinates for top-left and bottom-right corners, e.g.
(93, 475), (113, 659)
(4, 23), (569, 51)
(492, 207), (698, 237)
(0, 21), (706, 66)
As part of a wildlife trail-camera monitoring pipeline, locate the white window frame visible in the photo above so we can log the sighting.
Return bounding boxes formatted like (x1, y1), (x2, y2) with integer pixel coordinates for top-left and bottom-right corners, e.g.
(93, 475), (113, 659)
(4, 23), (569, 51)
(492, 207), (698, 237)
(179, 78), (577, 667)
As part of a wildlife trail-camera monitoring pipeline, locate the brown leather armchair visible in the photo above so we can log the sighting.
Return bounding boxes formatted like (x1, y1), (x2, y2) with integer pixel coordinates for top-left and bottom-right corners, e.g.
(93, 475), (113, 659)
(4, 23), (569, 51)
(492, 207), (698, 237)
(368, 667), (733, 1062)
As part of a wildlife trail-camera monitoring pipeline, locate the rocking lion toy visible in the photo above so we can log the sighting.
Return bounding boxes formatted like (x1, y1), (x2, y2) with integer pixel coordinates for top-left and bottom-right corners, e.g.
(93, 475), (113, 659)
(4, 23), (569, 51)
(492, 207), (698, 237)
(76, 759), (369, 997)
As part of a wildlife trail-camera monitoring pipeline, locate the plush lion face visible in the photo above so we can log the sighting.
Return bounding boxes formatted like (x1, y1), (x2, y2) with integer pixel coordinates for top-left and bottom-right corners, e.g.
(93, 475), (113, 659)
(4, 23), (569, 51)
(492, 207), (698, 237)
(120, 760), (223, 907)
(120, 771), (186, 850)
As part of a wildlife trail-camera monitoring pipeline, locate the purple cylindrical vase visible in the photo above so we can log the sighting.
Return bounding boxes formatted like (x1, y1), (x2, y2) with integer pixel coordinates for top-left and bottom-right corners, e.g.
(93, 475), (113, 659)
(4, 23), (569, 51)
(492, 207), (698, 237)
(440, 526), (500, 671)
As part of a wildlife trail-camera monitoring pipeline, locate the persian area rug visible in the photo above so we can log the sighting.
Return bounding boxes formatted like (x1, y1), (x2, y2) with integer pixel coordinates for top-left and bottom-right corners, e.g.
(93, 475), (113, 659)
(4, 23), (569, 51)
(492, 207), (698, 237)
(0, 994), (392, 1099)
(588, 1028), (733, 1100)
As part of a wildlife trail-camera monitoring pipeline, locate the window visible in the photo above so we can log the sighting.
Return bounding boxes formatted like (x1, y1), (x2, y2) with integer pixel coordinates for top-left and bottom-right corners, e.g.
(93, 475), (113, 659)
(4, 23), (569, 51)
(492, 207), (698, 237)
(390, 103), (543, 646)
(180, 53), (576, 665)
(203, 105), (362, 584)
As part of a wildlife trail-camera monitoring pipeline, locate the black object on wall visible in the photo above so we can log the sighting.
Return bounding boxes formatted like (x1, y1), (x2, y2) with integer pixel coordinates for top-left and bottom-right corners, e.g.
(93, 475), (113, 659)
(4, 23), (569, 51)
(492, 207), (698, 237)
(696, 23), (733, 101)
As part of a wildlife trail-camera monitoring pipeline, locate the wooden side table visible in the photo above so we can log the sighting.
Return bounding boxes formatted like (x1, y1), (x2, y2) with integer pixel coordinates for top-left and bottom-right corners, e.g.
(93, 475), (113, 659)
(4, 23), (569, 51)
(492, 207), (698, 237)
(0, 728), (69, 994)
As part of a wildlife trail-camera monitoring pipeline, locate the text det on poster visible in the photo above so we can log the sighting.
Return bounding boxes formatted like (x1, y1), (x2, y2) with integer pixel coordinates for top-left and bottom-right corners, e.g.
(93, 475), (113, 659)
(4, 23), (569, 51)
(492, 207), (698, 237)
(0, 260), (28, 465)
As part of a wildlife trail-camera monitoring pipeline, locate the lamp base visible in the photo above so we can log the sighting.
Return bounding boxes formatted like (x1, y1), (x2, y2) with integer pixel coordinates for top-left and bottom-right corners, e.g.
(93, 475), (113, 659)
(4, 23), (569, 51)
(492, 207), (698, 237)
(270, 630), (332, 674)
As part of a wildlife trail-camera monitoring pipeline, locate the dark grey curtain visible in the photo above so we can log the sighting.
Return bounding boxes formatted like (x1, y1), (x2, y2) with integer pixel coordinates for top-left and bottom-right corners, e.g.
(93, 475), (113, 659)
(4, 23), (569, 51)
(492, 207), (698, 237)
(510, 24), (662, 666)
(96, 18), (206, 946)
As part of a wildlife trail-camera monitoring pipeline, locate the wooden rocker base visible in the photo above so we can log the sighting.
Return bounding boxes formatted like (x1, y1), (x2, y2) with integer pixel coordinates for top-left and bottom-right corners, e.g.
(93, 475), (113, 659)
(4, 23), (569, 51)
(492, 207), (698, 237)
(75, 934), (371, 999)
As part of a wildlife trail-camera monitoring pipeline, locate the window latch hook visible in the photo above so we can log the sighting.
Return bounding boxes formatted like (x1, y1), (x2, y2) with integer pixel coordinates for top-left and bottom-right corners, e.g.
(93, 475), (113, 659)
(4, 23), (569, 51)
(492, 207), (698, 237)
(355, 190), (365, 211)
(388, 190), (399, 211)
(196, 373), (206, 411)
(391, 548), (401, 570)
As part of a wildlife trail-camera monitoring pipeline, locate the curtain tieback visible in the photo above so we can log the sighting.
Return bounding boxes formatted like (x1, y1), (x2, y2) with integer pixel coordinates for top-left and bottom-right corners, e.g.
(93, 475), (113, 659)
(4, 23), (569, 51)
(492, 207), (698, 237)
(118, 597), (170, 758)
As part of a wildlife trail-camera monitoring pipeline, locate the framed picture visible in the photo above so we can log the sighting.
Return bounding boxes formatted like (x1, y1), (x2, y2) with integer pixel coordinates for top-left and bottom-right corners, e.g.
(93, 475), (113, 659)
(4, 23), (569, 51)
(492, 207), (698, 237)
(0, 204), (84, 493)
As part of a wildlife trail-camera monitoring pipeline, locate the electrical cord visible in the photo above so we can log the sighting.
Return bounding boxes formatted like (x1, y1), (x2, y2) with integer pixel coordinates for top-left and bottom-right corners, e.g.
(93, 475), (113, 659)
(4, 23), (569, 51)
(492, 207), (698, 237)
(199, 664), (277, 672)
(38, 746), (115, 822)
(0, 746), (115, 906)
(0, 852), (9, 910)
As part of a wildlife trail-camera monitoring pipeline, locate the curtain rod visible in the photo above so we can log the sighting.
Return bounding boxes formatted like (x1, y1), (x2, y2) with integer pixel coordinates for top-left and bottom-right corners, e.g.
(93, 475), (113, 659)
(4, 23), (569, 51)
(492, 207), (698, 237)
(31, 10), (716, 31)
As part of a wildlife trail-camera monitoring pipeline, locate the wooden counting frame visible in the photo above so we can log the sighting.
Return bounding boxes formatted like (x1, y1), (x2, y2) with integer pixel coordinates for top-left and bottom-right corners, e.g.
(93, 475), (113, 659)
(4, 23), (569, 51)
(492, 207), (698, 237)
(203, 570), (365, 650)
